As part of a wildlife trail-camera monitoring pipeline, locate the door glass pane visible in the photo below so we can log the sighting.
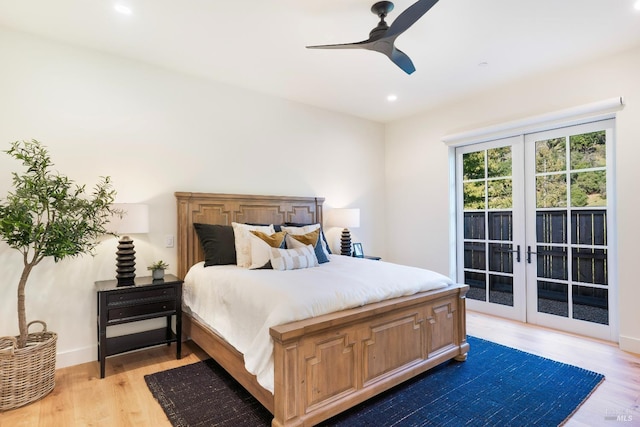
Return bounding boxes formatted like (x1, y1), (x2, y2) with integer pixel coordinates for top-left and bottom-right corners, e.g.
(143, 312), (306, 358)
(571, 171), (606, 207)
(536, 174), (567, 208)
(464, 242), (485, 270)
(488, 212), (512, 241)
(537, 245), (568, 280)
(573, 286), (608, 325)
(463, 181), (485, 209)
(464, 212), (485, 239)
(570, 131), (606, 169)
(538, 281), (568, 317)
(536, 211), (567, 244)
(465, 271), (486, 301)
(463, 151), (485, 180)
(572, 210), (606, 245)
(536, 137), (566, 173)
(487, 146), (512, 178)
(488, 179), (512, 209)
(572, 248), (607, 285)
(489, 243), (514, 273)
(489, 275), (513, 306)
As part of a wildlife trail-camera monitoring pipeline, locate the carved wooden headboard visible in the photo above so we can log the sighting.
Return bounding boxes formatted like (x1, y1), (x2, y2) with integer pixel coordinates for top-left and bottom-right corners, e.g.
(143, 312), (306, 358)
(175, 192), (325, 279)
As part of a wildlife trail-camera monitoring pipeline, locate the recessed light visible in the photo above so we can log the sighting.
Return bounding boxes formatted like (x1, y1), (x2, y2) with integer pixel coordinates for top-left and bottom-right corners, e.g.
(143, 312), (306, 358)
(387, 94), (398, 102)
(114, 4), (132, 15)
(635, 0), (640, 10)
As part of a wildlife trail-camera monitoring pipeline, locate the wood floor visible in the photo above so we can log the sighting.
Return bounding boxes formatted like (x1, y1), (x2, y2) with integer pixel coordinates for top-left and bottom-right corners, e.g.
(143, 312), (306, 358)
(1, 311), (638, 426)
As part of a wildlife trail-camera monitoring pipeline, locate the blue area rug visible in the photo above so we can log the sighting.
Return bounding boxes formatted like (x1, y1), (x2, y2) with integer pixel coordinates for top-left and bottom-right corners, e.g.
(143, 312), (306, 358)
(145, 336), (604, 426)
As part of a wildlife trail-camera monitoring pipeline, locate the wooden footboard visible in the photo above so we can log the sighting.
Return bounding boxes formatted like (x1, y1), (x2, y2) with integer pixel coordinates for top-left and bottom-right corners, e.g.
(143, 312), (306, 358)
(183, 283), (468, 427)
(270, 283), (468, 427)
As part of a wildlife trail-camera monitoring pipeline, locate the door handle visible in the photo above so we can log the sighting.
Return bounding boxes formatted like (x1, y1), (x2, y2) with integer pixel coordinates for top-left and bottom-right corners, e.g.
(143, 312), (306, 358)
(527, 246), (537, 264)
(507, 245), (521, 263)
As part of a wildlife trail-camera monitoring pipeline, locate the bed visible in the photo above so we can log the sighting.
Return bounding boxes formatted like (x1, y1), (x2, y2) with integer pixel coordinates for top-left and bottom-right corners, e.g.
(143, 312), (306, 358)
(176, 192), (469, 427)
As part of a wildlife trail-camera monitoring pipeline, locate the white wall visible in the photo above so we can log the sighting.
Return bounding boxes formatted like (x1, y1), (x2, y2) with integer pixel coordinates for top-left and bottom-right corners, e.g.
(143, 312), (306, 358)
(385, 45), (640, 353)
(0, 27), (385, 368)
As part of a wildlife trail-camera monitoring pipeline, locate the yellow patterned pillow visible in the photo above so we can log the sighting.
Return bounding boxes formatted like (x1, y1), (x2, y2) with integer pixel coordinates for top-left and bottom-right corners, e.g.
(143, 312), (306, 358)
(286, 230), (319, 247)
(249, 231), (287, 269)
(251, 230), (286, 247)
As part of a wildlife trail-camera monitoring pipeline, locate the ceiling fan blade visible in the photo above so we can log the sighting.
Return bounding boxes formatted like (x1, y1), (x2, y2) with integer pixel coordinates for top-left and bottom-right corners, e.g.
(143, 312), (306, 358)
(386, 0), (439, 38)
(390, 47), (416, 74)
(306, 39), (372, 50)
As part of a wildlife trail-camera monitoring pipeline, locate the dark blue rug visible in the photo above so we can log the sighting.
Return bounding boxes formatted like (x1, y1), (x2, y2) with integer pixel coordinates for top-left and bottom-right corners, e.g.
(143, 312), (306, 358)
(145, 336), (604, 426)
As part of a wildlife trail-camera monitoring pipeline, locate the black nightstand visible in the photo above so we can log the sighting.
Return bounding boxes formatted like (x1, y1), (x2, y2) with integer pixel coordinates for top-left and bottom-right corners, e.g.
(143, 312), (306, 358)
(95, 274), (182, 378)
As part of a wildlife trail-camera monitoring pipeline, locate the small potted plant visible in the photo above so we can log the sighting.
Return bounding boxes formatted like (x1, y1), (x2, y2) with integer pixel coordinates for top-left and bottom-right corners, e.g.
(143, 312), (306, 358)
(147, 260), (169, 280)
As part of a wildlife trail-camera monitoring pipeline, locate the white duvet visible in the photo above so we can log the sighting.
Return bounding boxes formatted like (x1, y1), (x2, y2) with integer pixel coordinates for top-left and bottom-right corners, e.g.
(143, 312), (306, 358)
(182, 254), (453, 393)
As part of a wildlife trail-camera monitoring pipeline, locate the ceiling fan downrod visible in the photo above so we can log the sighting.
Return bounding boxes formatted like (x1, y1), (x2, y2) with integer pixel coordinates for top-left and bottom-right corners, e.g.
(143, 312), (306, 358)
(369, 1), (394, 39)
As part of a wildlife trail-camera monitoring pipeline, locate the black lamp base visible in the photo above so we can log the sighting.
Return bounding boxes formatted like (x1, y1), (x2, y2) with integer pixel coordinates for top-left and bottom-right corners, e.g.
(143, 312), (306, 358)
(116, 236), (136, 286)
(340, 228), (352, 256)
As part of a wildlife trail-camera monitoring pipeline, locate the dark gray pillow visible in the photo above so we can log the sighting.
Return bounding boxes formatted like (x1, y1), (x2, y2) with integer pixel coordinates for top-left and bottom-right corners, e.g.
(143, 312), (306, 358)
(193, 223), (236, 266)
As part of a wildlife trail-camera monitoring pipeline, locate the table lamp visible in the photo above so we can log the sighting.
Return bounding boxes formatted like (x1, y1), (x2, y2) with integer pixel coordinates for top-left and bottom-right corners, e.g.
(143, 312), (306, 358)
(329, 208), (360, 256)
(107, 203), (149, 286)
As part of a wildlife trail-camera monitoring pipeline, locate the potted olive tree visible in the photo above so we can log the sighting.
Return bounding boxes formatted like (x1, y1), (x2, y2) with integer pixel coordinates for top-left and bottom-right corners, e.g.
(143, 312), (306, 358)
(0, 140), (116, 410)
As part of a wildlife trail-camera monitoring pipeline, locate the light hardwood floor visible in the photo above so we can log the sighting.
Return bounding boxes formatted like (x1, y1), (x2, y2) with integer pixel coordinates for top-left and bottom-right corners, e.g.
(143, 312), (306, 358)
(1, 311), (638, 426)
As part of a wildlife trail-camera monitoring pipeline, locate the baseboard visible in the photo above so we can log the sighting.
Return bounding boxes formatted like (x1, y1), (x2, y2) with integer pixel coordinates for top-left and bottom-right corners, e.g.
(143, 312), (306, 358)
(55, 319), (167, 369)
(619, 335), (640, 355)
(56, 345), (96, 369)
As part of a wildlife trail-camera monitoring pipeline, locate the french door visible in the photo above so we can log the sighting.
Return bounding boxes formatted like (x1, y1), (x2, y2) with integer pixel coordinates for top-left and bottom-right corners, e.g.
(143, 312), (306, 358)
(455, 119), (616, 340)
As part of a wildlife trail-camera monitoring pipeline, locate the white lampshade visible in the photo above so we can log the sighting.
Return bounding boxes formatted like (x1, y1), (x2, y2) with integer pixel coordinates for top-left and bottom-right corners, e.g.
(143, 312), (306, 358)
(107, 203), (149, 235)
(107, 203), (149, 286)
(329, 208), (360, 229)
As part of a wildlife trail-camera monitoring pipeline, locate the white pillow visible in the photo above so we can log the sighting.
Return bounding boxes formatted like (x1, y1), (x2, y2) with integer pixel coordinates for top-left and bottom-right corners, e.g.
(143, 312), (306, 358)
(232, 222), (275, 268)
(270, 244), (319, 271)
(281, 224), (330, 258)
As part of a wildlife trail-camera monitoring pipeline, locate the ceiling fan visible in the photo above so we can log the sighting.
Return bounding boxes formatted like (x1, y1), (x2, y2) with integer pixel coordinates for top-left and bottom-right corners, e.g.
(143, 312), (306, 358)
(306, 0), (440, 75)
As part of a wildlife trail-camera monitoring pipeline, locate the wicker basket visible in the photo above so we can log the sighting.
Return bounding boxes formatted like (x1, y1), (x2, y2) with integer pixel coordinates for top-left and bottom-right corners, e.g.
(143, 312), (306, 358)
(0, 321), (57, 411)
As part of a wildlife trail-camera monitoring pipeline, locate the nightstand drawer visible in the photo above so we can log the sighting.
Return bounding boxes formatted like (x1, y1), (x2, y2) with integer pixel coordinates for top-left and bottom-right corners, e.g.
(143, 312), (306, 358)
(107, 300), (176, 321)
(106, 286), (175, 306)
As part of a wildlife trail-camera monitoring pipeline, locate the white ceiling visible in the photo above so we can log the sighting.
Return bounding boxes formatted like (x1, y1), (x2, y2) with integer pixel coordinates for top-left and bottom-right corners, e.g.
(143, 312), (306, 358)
(1, 0), (639, 123)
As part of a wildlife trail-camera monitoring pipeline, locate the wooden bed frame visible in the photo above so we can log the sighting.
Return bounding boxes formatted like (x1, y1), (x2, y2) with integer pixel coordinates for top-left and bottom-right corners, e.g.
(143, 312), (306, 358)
(176, 192), (469, 427)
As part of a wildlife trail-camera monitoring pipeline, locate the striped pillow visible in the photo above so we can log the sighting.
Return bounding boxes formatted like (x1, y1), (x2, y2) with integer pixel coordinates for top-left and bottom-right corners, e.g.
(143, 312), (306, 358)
(269, 244), (319, 271)
(285, 230), (329, 264)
